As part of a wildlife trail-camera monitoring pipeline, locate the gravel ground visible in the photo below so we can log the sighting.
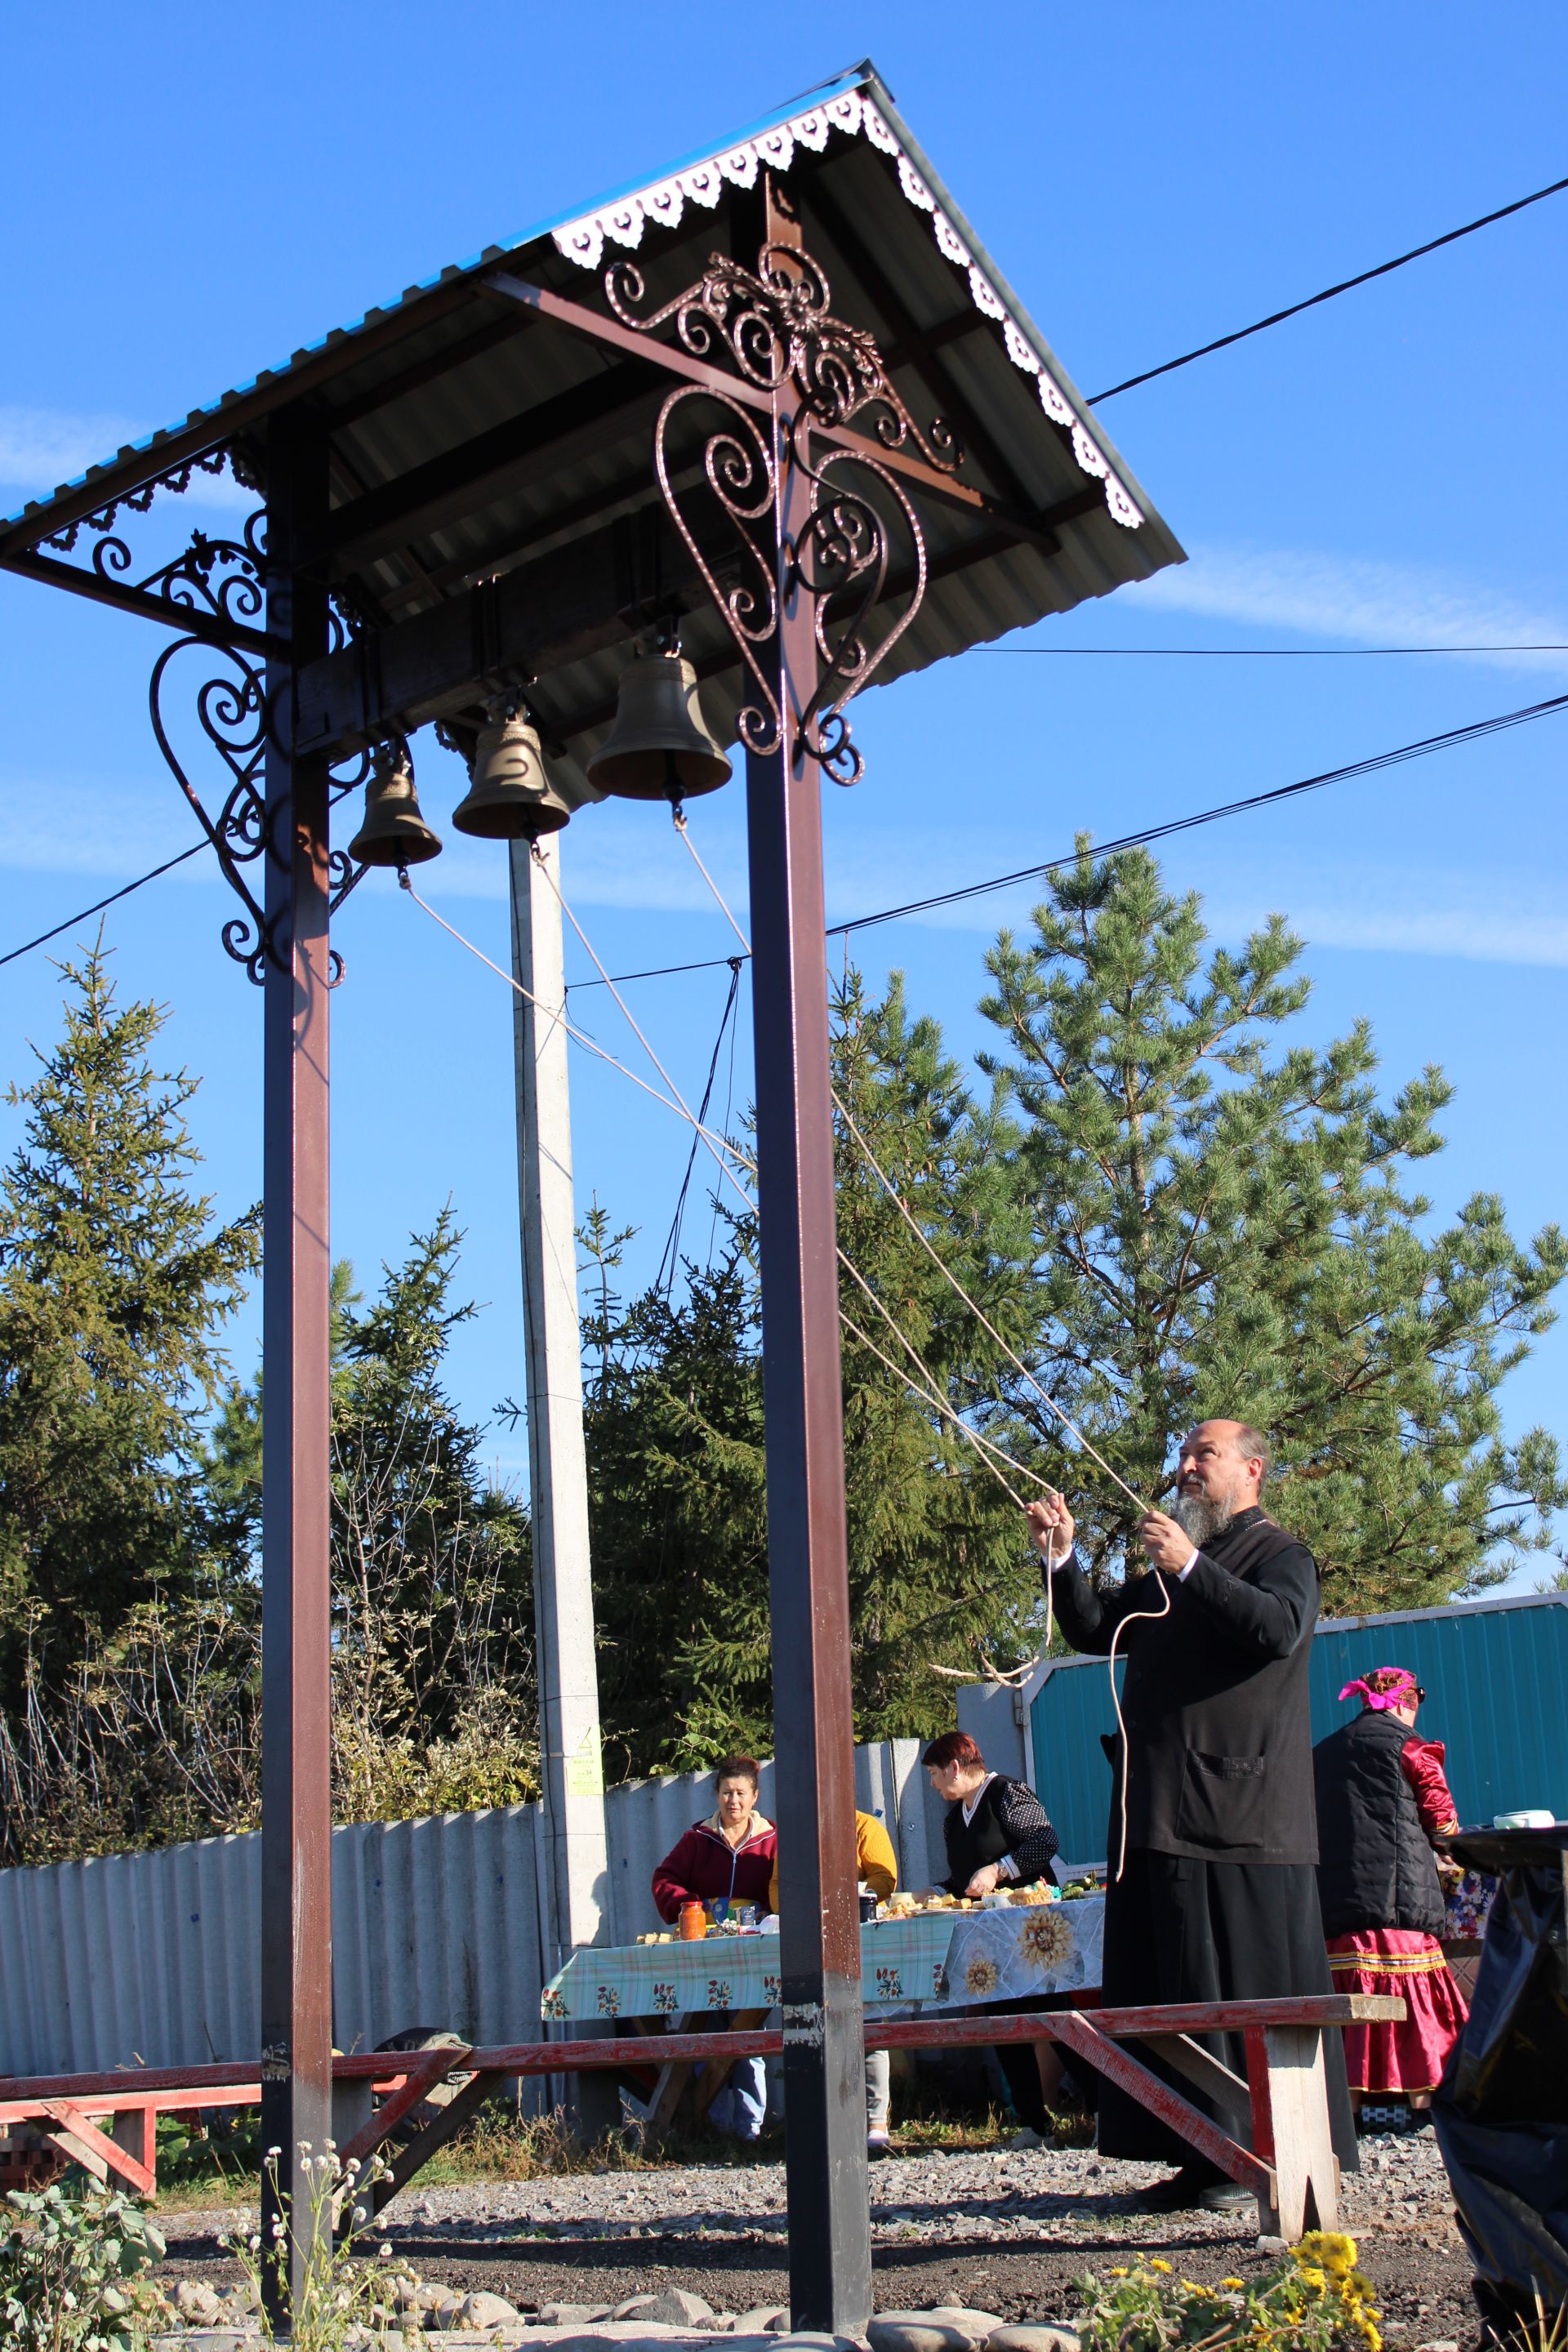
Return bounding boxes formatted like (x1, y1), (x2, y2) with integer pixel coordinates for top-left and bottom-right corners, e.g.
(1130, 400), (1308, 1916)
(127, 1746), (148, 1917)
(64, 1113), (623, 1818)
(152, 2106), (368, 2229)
(158, 2132), (1478, 2346)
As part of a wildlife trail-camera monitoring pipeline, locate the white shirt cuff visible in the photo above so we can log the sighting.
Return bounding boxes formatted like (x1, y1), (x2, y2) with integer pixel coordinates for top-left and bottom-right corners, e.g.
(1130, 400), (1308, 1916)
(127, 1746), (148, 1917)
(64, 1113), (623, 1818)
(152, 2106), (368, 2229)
(996, 1853), (1019, 1880)
(1175, 1546), (1200, 1579)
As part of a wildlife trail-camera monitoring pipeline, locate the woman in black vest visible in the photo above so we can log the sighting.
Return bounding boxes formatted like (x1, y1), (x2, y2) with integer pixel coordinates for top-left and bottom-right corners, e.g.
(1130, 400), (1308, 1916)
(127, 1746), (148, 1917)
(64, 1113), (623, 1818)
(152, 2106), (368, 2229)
(924, 1731), (1062, 2136)
(1312, 1666), (1468, 2126)
(925, 1731), (1061, 1897)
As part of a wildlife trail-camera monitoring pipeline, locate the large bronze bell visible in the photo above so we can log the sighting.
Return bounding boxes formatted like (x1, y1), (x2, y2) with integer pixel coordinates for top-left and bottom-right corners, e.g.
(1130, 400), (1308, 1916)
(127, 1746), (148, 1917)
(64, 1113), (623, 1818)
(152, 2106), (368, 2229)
(586, 652), (732, 802)
(452, 709), (572, 838)
(348, 741), (442, 868)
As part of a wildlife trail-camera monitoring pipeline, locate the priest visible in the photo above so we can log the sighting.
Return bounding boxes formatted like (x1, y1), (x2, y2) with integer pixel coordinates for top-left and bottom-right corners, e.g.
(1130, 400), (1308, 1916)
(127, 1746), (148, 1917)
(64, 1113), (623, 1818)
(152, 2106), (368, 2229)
(1027, 1419), (1355, 2211)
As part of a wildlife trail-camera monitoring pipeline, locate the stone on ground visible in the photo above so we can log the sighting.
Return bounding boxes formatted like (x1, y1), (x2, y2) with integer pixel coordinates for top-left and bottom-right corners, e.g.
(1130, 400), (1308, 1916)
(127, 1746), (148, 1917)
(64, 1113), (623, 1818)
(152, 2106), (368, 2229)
(723, 2310), (791, 2335)
(173, 2280), (226, 2323)
(614, 2290), (718, 2327)
(461, 2292), (524, 2327)
(870, 2316), (997, 2352)
(987, 2330), (1081, 2351)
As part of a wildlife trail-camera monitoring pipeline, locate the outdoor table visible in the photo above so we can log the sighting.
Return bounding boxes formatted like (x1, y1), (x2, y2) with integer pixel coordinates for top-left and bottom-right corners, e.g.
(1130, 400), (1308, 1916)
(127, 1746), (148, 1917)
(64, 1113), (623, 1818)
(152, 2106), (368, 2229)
(541, 1895), (1104, 2133)
(541, 1894), (1107, 2021)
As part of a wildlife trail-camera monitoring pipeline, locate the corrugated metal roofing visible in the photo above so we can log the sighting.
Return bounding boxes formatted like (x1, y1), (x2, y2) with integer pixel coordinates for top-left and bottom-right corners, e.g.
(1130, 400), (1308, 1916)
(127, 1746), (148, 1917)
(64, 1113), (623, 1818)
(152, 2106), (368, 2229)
(1023, 1591), (1568, 1869)
(0, 61), (1182, 798)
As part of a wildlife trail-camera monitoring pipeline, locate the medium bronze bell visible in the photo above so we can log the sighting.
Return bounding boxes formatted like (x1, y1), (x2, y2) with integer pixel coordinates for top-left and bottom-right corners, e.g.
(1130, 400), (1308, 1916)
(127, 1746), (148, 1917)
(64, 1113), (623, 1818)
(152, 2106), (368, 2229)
(586, 652), (732, 802)
(452, 710), (572, 838)
(348, 741), (442, 868)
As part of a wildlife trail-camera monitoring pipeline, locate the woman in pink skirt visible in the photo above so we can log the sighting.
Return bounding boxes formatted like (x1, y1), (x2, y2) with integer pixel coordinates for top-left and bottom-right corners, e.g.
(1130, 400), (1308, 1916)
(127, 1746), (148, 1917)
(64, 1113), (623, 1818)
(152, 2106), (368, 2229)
(1312, 1666), (1469, 2124)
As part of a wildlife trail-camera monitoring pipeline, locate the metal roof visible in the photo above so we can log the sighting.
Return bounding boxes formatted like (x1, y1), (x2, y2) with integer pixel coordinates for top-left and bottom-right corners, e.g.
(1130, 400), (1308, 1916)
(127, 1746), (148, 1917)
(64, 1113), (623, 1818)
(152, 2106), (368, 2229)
(1, 61), (1183, 794)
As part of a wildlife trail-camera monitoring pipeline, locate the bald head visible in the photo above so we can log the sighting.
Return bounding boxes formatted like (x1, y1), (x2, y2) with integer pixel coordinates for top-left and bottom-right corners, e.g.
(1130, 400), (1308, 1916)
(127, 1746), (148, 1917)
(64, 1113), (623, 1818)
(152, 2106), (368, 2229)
(1175, 1421), (1269, 1535)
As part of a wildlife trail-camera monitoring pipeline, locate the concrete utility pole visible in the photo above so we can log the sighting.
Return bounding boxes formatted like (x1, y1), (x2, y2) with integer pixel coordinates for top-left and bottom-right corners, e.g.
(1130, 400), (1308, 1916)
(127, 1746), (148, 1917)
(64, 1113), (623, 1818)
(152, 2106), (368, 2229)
(508, 833), (615, 2125)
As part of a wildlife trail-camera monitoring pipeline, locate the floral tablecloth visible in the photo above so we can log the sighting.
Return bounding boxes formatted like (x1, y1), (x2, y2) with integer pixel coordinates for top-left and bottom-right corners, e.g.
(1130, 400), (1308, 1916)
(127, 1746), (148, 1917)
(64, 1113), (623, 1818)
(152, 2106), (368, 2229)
(540, 1895), (1104, 2020)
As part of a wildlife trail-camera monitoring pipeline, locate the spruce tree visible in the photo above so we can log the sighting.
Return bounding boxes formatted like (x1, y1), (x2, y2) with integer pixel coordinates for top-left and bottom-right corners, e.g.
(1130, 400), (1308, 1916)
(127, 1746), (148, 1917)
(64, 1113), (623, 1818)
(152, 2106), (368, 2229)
(978, 842), (1568, 1610)
(0, 944), (259, 1696)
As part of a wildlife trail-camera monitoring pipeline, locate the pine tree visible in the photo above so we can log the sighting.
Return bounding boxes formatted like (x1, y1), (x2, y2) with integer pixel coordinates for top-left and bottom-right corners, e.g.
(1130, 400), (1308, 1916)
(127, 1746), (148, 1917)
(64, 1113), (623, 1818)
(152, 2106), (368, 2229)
(583, 973), (1045, 1777)
(978, 842), (1568, 1610)
(0, 944), (259, 1698)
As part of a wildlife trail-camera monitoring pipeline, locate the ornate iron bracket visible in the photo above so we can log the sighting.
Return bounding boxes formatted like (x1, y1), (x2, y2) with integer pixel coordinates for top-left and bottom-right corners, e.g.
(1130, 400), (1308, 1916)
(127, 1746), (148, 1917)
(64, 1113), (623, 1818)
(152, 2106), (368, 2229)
(143, 506), (366, 985)
(611, 240), (946, 788)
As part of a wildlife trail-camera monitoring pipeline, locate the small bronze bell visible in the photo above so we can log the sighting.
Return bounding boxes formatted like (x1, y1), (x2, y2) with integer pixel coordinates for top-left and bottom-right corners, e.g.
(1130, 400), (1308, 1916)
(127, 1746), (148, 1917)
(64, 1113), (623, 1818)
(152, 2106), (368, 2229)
(587, 652), (732, 802)
(452, 710), (572, 838)
(348, 741), (442, 868)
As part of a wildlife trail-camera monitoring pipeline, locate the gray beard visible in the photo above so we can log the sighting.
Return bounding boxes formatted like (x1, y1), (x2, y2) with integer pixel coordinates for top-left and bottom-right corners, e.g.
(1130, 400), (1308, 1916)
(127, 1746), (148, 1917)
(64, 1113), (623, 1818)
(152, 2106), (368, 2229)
(1174, 1492), (1237, 1549)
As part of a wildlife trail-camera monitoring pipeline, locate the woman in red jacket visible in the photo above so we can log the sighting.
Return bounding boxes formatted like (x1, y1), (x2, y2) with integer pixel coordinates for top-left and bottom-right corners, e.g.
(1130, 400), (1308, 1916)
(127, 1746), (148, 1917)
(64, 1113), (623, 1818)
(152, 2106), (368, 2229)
(652, 1755), (777, 1922)
(651, 1757), (776, 2143)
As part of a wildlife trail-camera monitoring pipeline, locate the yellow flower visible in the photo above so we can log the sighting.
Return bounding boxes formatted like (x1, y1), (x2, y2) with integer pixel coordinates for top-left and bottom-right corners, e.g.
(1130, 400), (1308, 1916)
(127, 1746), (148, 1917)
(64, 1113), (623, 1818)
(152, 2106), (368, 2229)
(1300, 2230), (1357, 2275)
(1108, 2268), (1129, 2278)
(1295, 2266), (1327, 2295)
(1148, 2258), (1172, 2274)
(1219, 2278), (1245, 2292)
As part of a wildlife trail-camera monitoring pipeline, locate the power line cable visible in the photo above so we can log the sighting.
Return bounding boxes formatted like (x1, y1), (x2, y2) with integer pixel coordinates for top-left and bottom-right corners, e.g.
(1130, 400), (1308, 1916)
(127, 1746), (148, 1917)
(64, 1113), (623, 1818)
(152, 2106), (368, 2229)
(569, 684), (1568, 988)
(0, 842), (207, 969)
(654, 955), (742, 1297)
(670, 806), (1153, 1518)
(408, 848), (1048, 1519)
(10, 167), (1568, 967)
(11, 679), (1567, 982)
(1089, 168), (1568, 402)
(0, 777), (363, 972)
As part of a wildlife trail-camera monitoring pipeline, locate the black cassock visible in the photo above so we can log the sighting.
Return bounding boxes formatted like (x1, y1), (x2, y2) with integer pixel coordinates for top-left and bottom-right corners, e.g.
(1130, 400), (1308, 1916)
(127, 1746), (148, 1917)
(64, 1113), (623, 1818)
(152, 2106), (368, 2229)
(1050, 1507), (1356, 2170)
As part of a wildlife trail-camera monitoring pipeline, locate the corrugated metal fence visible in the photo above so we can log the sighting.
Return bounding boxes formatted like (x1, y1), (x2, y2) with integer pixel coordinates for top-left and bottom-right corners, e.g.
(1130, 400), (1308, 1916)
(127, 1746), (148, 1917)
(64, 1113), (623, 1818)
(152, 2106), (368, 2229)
(0, 1741), (951, 2079)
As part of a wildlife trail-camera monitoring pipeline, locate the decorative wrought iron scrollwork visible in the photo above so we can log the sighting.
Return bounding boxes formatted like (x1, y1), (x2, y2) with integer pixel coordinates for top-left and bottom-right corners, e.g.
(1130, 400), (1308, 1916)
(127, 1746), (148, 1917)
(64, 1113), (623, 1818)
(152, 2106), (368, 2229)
(654, 386), (781, 759)
(149, 629), (368, 987)
(149, 635), (278, 983)
(791, 437), (926, 789)
(607, 243), (960, 472)
(650, 392), (928, 786)
(42, 445), (255, 555)
(625, 236), (938, 791)
(85, 507), (269, 634)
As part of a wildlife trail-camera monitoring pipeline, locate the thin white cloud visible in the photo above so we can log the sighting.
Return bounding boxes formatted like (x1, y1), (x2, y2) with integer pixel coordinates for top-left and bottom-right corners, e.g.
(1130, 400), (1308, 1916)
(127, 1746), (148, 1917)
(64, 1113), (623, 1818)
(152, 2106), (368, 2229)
(0, 403), (252, 508)
(1129, 544), (1568, 675)
(0, 406), (139, 493)
(1205, 863), (1568, 968)
(0, 772), (197, 878)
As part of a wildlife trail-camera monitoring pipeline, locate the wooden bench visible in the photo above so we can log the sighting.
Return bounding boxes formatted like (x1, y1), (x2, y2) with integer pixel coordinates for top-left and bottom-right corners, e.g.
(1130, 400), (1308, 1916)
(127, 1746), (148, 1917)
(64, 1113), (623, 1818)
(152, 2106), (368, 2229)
(0, 1988), (1400, 2242)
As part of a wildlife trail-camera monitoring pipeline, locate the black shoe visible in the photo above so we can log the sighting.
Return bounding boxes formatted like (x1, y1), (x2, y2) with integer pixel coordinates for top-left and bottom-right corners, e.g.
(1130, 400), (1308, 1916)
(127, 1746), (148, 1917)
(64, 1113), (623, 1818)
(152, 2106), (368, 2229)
(1196, 2179), (1255, 2212)
(1128, 2165), (1240, 2212)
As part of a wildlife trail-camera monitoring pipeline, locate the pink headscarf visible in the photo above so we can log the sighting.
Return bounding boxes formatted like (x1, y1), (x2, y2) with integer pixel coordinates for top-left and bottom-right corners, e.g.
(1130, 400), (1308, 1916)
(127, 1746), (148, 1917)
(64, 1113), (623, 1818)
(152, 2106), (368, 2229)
(1339, 1666), (1418, 1713)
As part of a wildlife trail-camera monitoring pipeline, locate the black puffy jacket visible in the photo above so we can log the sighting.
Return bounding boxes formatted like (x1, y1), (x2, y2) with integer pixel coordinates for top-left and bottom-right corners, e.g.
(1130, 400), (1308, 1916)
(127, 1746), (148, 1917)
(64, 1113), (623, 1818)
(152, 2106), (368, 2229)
(1312, 1708), (1446, 1938)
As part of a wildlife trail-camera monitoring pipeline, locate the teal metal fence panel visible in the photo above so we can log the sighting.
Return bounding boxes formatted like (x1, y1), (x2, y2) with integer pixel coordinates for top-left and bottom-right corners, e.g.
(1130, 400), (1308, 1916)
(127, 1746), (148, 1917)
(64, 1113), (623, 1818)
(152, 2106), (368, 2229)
(1027, 1594), (1568, 1866)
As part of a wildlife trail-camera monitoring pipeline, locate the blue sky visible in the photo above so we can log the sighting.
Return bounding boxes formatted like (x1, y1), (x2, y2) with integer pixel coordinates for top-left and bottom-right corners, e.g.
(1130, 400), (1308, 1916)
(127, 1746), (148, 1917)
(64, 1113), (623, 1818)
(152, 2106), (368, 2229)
(2, 2), (1565, 1591)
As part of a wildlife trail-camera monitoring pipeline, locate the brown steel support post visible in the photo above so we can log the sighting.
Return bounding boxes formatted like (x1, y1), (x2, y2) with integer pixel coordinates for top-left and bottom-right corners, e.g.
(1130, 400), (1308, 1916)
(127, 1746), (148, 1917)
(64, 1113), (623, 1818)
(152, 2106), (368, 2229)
(745, 185), (871, 2341)
(259, 404), (335, 2330)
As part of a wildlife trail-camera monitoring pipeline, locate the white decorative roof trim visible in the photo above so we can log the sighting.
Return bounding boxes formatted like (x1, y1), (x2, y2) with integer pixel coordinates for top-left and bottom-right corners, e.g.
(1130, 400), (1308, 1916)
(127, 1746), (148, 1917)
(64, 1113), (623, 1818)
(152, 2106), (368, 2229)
(549, 95), (1142, 528)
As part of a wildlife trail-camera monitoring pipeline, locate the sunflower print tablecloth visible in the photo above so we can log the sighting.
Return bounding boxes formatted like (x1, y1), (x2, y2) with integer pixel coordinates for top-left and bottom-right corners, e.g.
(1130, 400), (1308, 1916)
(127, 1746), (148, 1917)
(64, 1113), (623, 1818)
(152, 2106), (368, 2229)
(539, 1895), (1105, 2020)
